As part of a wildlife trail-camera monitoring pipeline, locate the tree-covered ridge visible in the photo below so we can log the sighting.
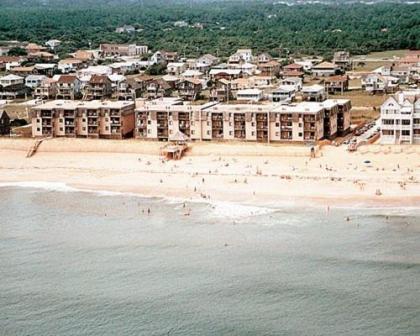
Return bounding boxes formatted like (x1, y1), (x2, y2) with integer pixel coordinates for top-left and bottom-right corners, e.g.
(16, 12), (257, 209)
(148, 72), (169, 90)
(0, 1), (419, 57)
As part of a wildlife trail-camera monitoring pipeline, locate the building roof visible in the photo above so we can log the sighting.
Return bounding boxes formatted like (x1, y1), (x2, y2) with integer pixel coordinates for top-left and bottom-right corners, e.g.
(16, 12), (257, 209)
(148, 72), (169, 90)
(0, 74), (24, 81)
(56, 75), (78, 84)
(89, 74), (110, 84)
(313, 61), (337, 69)
(33, 100), (134, 110)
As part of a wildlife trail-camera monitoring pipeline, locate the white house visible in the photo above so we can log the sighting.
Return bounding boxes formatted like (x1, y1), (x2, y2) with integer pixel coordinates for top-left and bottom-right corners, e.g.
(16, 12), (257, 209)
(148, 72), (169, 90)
(236, 88), (263, 102)
(25, 75), (47, 89)
(312, 62), (339, 77)
(301, 84), (326, 102)
(0, 74), (24, 87)
(167, 62), (187, 76)
(271, 85), (296, 102)
(380, 90), (420, 144)
(45, 39), (61, 50)
(280, 77), (303, 91)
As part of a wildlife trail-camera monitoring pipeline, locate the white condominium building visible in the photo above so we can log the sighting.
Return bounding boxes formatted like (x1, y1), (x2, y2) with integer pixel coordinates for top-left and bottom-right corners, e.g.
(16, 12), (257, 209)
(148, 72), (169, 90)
(380, 90), (420, 144)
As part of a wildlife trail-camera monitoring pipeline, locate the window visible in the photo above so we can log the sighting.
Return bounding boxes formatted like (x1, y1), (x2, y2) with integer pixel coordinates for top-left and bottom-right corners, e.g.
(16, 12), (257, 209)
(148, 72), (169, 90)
(275, 132), (279, 136)
(83, 127), (86, 131)
(251, 122), (255, 127)
(148, 129), (151, 134)
(148, 120), (151, 125)
(299, 123), (302, 127)
(207, 130), (210, 135)
(105, 118), (109, 122)
(60, 127), (63, 131)
(60, 119), (63, 123)
(207, 122), (210, 126)
(37, 128), (40, 131)
(169, 121), (173, 125)
(105, 126), (109, 130)
(229, 131), (233, 136)
(251, 131), (255, 136)
(299, 132), (302, 137)
(191, 121), (194, 126)
(402, 130), (410, 136)
(402, 120), (411, 125)
(82, 118), (86, 122)
(275, 122), (280, 127)
(191, 130), (195, 135)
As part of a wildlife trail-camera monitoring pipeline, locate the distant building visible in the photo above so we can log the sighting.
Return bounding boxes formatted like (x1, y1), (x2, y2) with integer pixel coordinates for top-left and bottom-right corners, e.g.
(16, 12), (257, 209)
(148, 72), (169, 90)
(333, 51), (351, 71)
(99, 44), (148, 57)
(312, 62), (339, 77)
(115, 25), (136, 34)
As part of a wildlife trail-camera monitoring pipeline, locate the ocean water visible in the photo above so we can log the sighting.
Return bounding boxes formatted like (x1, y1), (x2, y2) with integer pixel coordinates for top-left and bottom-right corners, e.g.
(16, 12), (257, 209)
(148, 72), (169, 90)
(0, 184), (420, 336)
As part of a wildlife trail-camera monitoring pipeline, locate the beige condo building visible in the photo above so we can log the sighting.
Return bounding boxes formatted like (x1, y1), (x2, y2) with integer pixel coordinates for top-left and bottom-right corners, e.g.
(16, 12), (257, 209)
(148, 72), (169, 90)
(31, 100), (135, 139)
(135, 99), (351, 143)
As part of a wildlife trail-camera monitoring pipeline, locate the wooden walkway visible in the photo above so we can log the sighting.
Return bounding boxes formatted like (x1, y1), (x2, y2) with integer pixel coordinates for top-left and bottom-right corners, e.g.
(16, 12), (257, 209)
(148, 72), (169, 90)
(26, 138), (46, 158)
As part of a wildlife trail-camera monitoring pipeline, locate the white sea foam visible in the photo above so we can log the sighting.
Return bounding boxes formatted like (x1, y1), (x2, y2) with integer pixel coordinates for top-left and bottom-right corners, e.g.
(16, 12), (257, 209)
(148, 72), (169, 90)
(0, 181), (79, 193)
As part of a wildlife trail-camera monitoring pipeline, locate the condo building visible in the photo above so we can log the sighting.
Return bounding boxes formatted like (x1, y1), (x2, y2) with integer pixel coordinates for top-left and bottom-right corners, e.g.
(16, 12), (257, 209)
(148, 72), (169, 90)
(31, 100), (135, 139)
(135, 99), (351, 143)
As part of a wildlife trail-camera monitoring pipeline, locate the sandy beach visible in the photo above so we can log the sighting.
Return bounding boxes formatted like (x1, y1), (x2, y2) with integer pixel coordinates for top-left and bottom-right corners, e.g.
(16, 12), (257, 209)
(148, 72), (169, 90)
(0, 138), (419, 209)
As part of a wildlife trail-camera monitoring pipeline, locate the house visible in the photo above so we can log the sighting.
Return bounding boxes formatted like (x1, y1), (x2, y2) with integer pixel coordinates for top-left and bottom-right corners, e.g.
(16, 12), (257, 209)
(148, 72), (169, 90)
(84, 75), (112, 100)
(0, 74), (27, 99)
(236, 88), (263, 102)
(390, 65), (411, 84)
(0, 110), (10, 135)
(109, 61), (138, 75)
(176, 79), (202, 101)
(55, 75), (82, 100)
(333, 51), (351, 71)
(33, 63), (56, 77)
(210, 79), (232, 102)
(258, 60), (280, 76)
(312, 62), (339, 77)
(25, 43), (46, 54)
(295, 61), (313, 72)
(324, 75), (349, 94)
(167, 62), (187, 76)
(271, 85), (296, 103)
(58, 59), (84, 74)
(282, 64), (305, 78)
(197, 54), (219, 66)
(30, 100), (135, 139)
(280, 77), (303, 91)
(209, 69), (243, 81)
(361, 74), (399, 94)
(161, 51), (179, 62)
(25, 75), (47, 89)
(78, 65), (112, 77)
(45, 39), (61, 50)
(9, 66), (35, 77)
(73, 50), (96, 62)
(283, 63), (304, 73)
(28, 52), (55, 62)
(115, 25), (136, 34)
(228, 49), (253, 64)
(146, 79), (172, 99)
(257, 53), (273, 64)
(301, 84), (326, 102)
(34, 78), (57, 100)
(380, 90), (420, 144)
(0, 56), (25, 72)
(100, 44), (148, 57)
(180, 69), (204, 80)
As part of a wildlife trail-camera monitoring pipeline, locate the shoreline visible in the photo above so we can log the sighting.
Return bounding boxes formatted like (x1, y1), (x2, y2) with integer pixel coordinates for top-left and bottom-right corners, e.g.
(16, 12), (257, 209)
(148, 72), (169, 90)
(1, 138), (419, 210)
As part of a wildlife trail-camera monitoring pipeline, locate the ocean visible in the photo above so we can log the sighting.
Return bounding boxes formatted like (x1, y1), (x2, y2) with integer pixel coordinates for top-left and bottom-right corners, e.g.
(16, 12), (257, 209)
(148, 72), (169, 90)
(1, 184), (419, 336)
